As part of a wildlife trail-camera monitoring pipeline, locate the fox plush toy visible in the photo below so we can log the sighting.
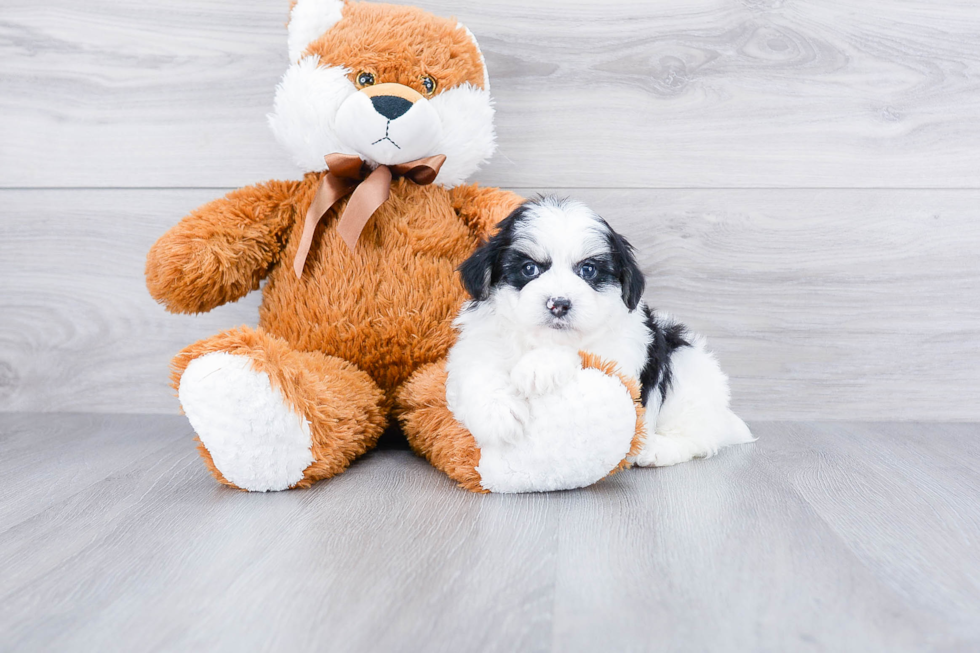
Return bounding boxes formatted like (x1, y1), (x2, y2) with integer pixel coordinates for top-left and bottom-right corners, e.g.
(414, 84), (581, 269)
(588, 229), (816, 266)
(146, 0), (644, 493)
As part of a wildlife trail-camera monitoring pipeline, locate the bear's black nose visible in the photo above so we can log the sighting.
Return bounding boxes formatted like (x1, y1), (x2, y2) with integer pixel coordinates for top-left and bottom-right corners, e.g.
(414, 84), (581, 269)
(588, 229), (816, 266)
(370, 95), (413, 120)
(547, 297), (572, 318)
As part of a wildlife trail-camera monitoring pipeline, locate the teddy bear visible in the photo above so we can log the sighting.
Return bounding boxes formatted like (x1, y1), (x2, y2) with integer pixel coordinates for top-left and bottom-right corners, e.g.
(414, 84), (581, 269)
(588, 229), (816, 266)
(146, 0), (644, 493)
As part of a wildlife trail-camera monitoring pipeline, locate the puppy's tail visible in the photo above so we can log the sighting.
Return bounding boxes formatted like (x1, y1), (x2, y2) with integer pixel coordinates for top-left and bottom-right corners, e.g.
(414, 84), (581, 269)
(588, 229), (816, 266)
(719, 409), (756, 447)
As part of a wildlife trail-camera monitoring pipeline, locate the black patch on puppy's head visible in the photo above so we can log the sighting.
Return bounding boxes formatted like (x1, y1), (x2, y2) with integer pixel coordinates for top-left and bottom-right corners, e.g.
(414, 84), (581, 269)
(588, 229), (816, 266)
(458, 203), (528, 301)
(601, 223), (645, 311)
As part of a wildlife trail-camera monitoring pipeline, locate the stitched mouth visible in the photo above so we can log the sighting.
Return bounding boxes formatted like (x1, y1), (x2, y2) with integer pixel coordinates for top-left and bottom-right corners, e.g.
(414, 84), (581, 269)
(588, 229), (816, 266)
(371, 120), (400, 149)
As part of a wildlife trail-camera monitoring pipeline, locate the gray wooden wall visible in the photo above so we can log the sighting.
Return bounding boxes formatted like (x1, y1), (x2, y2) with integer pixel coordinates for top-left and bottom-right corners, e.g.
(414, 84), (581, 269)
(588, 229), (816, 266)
(1, 0), (978, 420)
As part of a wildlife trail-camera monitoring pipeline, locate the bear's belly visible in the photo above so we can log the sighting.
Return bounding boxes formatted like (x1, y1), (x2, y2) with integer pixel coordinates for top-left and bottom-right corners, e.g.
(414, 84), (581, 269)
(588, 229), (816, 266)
(258, 182), (480, 395)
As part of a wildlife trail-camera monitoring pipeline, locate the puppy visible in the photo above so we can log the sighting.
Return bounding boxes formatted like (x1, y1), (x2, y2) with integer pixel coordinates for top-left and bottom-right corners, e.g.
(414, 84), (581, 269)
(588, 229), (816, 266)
(445, 196), (754, 468)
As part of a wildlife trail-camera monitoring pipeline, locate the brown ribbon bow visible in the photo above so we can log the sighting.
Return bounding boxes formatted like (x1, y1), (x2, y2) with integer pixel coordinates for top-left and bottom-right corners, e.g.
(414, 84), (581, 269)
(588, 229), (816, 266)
(293, 152), (447, 278)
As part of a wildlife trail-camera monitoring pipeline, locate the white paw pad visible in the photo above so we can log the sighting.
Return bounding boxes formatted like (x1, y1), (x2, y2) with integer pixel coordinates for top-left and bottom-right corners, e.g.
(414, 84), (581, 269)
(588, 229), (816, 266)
(510, 347), (581, 397)
(632, 433), (702, 467)
(476, 368), (637, 493)
(179, 352), (313, 492)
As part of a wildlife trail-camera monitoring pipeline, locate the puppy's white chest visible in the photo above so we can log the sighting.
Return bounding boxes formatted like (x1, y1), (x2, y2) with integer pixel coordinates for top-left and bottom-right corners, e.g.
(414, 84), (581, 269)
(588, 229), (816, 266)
(578, 320), (649, 380)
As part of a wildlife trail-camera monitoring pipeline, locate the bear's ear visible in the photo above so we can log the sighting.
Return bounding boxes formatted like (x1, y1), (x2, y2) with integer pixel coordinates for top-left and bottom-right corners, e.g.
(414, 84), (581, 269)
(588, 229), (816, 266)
(455, 23), (490, 92)
(288, 0), (346, 62)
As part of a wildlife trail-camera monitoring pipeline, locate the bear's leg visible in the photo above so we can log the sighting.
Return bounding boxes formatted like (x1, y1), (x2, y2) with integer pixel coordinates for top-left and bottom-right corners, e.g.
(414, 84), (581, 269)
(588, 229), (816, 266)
(172, 326), (387, 491)
(396, 355), (645, 494)
(395, 361), (486, 493)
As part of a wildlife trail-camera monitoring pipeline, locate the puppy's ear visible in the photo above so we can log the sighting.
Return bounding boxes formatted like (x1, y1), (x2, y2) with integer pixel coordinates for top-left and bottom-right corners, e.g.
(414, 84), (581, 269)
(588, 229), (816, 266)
(458, 203), (525, 301)
(459, 241), (498, 301)
(607, 230), (645, 310)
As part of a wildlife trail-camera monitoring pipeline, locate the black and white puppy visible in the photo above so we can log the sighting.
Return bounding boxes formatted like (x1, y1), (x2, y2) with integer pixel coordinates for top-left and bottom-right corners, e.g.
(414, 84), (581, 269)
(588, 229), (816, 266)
(446, 196), (753, 472)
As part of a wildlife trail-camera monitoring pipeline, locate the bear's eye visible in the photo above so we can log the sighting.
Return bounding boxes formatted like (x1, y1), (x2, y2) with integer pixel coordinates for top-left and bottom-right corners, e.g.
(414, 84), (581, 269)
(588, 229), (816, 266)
(578, 262), (597, 280)
(356, 71), (376, 87)
(421, 75), (437, 95)
(521, 261), (539, 278)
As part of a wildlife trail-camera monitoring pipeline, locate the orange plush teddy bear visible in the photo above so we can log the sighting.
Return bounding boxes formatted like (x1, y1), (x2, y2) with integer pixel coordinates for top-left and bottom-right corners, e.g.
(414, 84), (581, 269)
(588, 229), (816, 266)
(146, 0), (643, 493)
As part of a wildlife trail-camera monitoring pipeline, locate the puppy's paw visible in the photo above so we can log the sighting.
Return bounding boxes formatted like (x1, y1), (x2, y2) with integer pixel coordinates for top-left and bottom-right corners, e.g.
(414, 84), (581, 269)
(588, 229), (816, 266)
(469, 392), (530, 447)
(510, 347), (582, 398)
(476, 366), (640, 493)
(632, 434), (702, 467)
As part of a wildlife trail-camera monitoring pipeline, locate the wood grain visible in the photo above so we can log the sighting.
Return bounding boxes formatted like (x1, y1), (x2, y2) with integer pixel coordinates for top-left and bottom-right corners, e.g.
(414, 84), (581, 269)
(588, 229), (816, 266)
(3, 0), (980, 188)
(2, 415), (979, 651)
(0, 413), (185, 529)
(1, 188), (977, 420)
(775, 422), (980, 643)
(549, 427), (955, 652)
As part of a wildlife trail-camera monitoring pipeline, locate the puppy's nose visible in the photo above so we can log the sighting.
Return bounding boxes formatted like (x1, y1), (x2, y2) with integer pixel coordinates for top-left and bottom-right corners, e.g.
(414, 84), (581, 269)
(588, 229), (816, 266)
(547, 297), (572, 318)
(371, 95), (413, 120)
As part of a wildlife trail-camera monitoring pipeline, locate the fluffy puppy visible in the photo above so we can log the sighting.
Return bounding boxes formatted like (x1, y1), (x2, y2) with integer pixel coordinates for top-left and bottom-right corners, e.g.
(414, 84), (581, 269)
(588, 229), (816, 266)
(446, 196), (754, 468)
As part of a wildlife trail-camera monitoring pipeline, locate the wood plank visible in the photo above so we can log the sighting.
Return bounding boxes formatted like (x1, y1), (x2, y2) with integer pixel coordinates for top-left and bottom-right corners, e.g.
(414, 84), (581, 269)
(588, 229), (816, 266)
(605, 187), (980, 421)
(1, 188), (978, 420)
(0, 414), (558, 652)
(550, 422), (965, 652)
(3, 0), (980, 188)
(773, 422), (980, 643)
(2, 416), (979, 650)
(0, 413), (187, 530)
(0, 188), (262, 414)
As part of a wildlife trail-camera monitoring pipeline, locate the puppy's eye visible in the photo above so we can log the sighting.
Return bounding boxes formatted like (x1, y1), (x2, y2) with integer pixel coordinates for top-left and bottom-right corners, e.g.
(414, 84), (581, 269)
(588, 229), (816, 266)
(356, 71), (376, 87)
(421, 75), (437, 95)
(521, 262), (540, 278)
(579, 262), (597, 280)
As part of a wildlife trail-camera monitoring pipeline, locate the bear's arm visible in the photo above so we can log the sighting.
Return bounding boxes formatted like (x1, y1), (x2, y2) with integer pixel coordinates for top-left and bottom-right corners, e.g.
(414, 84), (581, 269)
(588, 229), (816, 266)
(145, 178), (306, 314)
(449, 184), (524, 241)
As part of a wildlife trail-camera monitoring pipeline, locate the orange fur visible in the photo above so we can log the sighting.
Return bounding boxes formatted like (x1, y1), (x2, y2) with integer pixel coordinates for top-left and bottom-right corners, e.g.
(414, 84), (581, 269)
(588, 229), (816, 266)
(396, 362), (486, 493)
(171, 327), (388, 489)
(146, 180), (302, 315)
(145, 1), (525, 490)
(306, 2), (487, 94)
(147, 173), (520, 488)
(449, 184), (525, 241)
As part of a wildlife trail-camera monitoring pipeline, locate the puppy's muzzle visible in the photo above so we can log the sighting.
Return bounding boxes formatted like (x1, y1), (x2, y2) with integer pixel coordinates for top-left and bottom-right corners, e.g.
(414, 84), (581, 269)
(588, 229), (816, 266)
(547, 297), (572, 318)
(362, 83), (423, 121)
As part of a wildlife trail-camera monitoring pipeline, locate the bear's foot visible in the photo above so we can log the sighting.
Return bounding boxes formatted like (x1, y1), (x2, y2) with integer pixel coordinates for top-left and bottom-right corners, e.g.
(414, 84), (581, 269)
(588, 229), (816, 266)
(398, 355), (644, 494)
(173, 327), (388, 491)
(476, 364), (639, 493)
(179, 352), (314, 492)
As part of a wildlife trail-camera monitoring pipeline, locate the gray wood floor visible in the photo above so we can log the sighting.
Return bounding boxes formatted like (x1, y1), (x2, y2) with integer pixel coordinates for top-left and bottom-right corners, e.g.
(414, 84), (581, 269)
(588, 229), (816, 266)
(1, 414), (978, 652)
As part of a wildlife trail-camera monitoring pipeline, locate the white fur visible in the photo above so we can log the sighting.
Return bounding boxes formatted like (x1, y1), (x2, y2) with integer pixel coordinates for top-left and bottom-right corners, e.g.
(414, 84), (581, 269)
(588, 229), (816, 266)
(634, 335), (754, 467)
(178, 353), (314, 492)
(335, 91), (444, 165)
(457, 22), (491, 91)
(288, 0), (345, 62)
(429, 83), (497, 186)
(446, 197), (754, 492)
(476, 368), (638, 493)
(510, 346), (582, 397)
(269, 53), (495, 183)
(268, 57), (360, 171)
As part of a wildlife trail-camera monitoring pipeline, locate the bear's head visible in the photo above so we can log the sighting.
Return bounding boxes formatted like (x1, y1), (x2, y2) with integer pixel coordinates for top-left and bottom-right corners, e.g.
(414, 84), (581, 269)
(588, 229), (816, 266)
(269, 0), (495, 186)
